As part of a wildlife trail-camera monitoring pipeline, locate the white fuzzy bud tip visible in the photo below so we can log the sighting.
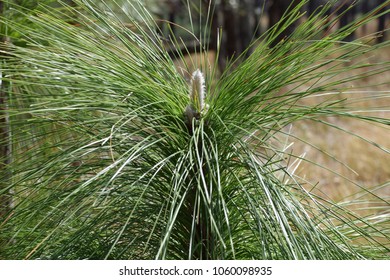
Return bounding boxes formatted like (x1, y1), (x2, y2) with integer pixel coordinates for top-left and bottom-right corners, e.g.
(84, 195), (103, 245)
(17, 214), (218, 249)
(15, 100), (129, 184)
(189, 69), (206, 112)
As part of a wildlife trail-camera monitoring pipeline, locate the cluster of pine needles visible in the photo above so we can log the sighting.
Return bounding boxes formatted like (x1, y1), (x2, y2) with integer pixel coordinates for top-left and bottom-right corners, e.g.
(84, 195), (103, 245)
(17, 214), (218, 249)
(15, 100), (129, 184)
(0, 0), (389, 259)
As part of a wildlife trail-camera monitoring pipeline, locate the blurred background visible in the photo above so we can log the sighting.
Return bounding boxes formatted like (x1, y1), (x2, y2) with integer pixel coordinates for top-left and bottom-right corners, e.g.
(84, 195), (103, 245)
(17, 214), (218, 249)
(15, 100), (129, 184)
(143, 0), (389, 66)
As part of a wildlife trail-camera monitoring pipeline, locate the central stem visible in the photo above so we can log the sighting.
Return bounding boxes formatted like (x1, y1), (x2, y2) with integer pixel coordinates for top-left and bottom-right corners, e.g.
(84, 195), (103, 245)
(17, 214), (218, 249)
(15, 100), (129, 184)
(184, 69), (212, 259)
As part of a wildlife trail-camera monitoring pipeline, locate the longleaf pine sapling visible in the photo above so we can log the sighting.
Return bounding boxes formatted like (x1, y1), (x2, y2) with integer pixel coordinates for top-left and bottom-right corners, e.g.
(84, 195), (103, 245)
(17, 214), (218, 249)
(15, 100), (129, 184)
(0, 0), (389, 260)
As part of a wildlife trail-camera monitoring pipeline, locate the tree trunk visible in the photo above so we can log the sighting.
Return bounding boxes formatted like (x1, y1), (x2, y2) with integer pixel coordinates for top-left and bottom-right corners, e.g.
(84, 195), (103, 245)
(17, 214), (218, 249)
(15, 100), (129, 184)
(377, 0), (388, 43)
(268, 0), (300, 47)
(336, 0), (356, 42)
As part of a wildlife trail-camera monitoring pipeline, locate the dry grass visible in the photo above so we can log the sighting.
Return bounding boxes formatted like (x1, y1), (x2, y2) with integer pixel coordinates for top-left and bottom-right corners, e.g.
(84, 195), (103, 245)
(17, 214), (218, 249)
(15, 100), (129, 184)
(286, 46), (390, 213)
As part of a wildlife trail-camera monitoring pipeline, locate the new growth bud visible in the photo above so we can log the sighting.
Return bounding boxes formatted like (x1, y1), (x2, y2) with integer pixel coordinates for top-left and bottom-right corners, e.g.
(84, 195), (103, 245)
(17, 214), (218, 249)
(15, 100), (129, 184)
(189, 69), (207, 113)
(184, 69), (209, 134)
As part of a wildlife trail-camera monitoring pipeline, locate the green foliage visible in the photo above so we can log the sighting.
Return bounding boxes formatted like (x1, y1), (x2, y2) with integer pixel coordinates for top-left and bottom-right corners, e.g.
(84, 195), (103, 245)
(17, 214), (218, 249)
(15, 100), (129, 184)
(0, 0), (73, 46)
(0, 0), (389, 259)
